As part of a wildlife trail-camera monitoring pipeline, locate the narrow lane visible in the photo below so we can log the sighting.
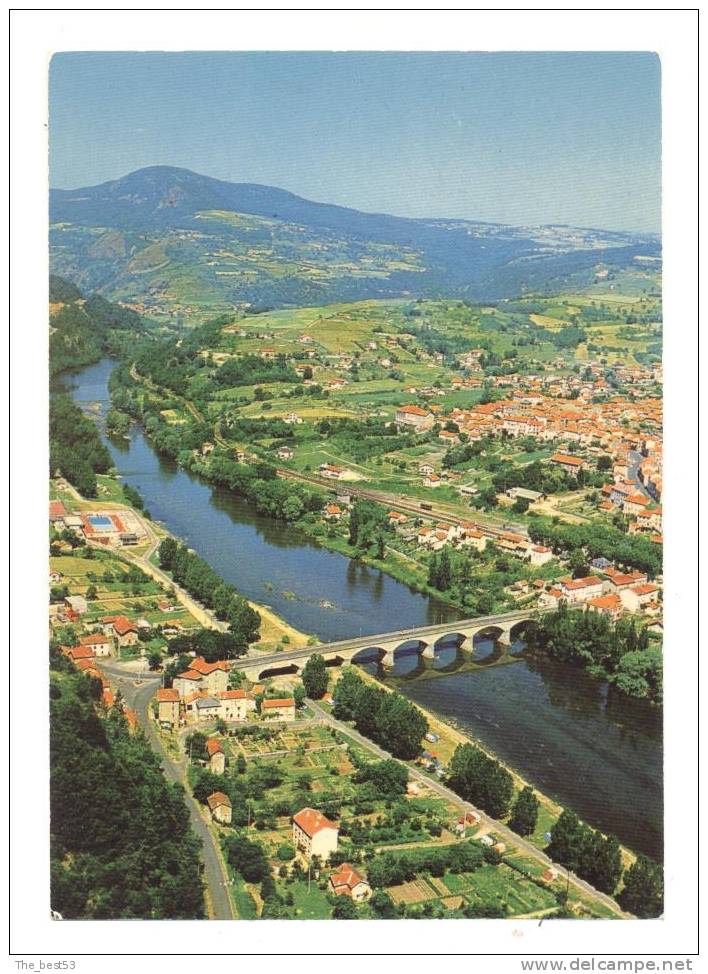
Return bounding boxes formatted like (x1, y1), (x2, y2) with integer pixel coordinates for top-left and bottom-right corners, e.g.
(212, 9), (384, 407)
(103, 664), (235, 920)
(305, 698), (629, 918)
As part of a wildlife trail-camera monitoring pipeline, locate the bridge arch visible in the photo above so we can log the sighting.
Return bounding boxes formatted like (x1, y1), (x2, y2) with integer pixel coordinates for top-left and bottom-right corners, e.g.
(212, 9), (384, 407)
(350, 645), (388, 667)
(256, 662), (301, 680)
(471, 625), (505, 662)
(509, 618), (538, 642)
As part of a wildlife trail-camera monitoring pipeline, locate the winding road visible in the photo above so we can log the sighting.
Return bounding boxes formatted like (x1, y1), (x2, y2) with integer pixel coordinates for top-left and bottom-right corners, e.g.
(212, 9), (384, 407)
(99, 661), (234, 920)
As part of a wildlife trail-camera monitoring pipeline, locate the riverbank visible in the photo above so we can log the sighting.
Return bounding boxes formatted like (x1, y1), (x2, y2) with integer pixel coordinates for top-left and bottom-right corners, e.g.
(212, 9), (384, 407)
(350, 666), (638, 873)
(64, 358), (663, 861)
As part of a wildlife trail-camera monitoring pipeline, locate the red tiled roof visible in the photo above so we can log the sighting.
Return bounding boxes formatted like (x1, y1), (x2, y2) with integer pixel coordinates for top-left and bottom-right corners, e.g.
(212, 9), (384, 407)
(207, 791), (231, 811)
(587, 594), (622, 610)
(109, 616), (137, 636)
(561, 575), (602, 590)
(188, 658), (230, 676)
(219, 689), (248, 699)
(330, 864), (366, 891)
(80, 633), (110, 646)
(62, 645), (95, 661)
(397, 404), (429, 417)
(206, 738), (224, 756)
(49, 500), (67, 518)
(293, 807), (338, 836)
(156, 688), (180, 703)
(262, 697), (295, 709)
(550, 453), (584, 466)
(631, 583), (659, 596)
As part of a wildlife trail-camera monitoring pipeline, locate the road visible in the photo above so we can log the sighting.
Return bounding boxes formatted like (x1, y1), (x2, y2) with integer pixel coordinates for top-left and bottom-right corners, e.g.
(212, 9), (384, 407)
(99, 661), (235, 920)
(305, 698), (628, 918)
(89, 510), (228, 633)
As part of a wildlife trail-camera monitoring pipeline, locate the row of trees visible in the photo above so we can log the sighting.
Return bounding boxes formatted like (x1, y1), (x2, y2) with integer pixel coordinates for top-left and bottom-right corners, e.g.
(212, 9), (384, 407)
(525, 606), (662, 704)
(157, 537), (260, 651)
(546, 809), (623, 896)
(332, 668), (428, 760)
(50, 668), (205, 918)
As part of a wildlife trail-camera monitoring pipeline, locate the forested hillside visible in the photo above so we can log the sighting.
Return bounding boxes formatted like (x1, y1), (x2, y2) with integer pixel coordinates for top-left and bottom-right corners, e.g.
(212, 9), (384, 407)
(49, 275), (148, 375)
(50, 663), (205, 919)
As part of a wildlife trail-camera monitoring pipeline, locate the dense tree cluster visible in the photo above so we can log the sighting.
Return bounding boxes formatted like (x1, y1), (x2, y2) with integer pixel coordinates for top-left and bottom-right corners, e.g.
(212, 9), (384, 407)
(352, 759), (408, 798)
(49, 277), (148, 375)
(445, 742), (515, 819)
(201, 454), (324, 523)
(166, 627), (250, 663)
(50, 669), (204, 918)
(332, 668), (427, 760)
(546, 809), (623, 895)
(527, 517), (662, 578)
(158, 538), (260, 649)
(526, 606), (662, 704)
(492, 459), (607, 495)
(367, 841), (484, 889)
(617, 855), (664, 918)
(49, 395), (112, 496)
(215, 354), (299, 388)
(348, 499), (390, 555)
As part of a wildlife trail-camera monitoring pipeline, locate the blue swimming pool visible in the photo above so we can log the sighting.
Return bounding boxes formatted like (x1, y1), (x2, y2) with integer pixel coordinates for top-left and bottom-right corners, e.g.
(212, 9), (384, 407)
(88, 515), (112, 528)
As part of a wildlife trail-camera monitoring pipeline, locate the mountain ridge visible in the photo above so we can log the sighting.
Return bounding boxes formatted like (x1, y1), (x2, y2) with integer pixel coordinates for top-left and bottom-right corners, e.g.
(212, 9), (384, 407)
(49, 166), (661, 321)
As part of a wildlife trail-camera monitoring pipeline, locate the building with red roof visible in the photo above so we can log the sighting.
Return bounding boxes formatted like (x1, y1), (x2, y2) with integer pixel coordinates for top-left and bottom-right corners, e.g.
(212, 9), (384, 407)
(293, 807), (339, 860)
(328, 863), (371, 901)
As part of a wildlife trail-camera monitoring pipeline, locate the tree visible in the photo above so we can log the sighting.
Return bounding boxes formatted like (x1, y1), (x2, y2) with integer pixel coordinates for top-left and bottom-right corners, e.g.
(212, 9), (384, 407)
(147, 650), (162, 671)
(446, 743), (514, 819)
(508, 786), (539, 837)
(369, 889), (397, 919)
(157, 537), (178, 571)
(354, 760), (408, 798)
(545, 809), (591, 874)
(302, 654), (328, 699)
(331, 896), (358, 919)
(185, 732), (209, 764)
(223, 834), (269, 884)
(618, 855), (663, 918)
(293, 684), (306, 709)
(86, 584), (98, 601)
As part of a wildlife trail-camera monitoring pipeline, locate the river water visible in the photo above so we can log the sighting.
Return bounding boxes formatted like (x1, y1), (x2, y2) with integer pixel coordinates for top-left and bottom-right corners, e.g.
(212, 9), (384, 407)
(64, 358), (663, 859)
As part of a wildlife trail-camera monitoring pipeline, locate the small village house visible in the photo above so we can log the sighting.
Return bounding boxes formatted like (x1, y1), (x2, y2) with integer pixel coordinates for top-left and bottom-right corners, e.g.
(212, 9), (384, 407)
(292, 807), (339, 860)
(328, 864), (371, 901)
(261, 697), (296, 721)
(156, 687), (181, 728)
(207, 791), (232, 824)
(206, 737), (226, 774)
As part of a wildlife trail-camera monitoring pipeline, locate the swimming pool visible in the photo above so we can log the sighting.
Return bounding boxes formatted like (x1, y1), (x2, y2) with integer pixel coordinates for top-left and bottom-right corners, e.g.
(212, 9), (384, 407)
(88, 515), (113, 529)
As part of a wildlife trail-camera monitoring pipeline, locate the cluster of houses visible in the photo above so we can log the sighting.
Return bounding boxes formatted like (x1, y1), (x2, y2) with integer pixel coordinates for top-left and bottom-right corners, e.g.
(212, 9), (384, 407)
(538, 568), (661, 618)
(153, 657), (296, 729)
(60, 642), (138, 730)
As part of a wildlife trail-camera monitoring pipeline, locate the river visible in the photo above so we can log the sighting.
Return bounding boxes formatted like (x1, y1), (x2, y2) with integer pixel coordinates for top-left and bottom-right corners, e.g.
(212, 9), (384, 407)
(63, 358), (663, 859)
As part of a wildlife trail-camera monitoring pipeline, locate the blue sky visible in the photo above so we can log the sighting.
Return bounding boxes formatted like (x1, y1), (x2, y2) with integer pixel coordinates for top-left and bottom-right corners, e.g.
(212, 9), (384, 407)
(49, 52), (661, 232)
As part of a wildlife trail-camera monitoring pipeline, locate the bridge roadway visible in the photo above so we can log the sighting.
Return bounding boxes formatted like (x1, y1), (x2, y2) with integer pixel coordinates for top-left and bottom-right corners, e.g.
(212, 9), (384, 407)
(241, 607), (544, 680)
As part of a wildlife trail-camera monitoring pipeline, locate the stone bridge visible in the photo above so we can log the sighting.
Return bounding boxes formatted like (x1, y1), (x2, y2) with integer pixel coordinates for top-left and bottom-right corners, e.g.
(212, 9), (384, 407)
(241, 608), (546, 682)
